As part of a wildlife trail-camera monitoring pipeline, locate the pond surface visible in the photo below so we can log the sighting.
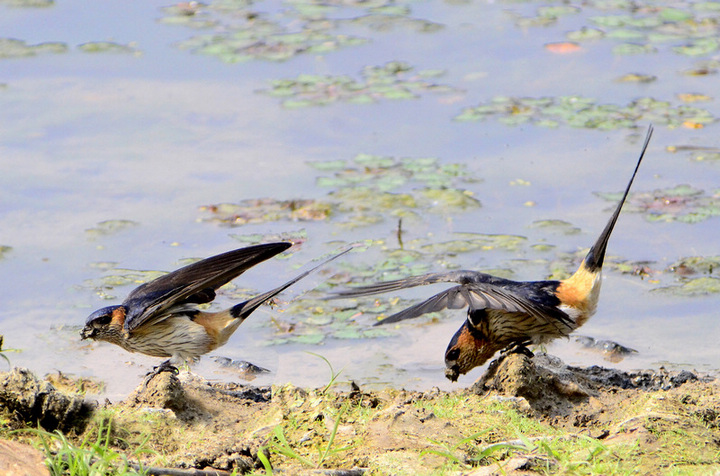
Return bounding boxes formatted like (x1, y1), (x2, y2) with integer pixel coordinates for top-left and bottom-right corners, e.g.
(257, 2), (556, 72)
(1, 0), (719, 399)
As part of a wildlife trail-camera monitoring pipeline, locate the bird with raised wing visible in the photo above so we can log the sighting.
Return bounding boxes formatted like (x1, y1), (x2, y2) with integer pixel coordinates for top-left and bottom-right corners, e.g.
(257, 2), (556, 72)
(82, 243), (345, 373)
(329, 127), (653, 382)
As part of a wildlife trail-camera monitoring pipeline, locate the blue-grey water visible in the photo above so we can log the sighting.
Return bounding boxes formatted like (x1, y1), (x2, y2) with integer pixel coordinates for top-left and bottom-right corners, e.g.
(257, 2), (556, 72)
(1, 0), (718, 399)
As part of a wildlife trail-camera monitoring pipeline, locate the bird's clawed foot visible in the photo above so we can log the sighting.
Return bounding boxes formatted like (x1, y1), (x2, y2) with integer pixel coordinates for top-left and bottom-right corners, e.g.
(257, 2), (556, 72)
(500, 340), (534, 358)
(150, 359), (180, 375)
(142, 360), (179, 387)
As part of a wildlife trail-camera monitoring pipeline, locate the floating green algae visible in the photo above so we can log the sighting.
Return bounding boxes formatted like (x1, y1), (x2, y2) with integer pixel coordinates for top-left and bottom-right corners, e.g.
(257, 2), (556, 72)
(199, 200), (333, 226)
(264, 297), (394, 346)
(262, 62), (458, 108)
(161, 0), (374, 63)
(0, 246), (11, 260)
(81, 268), (168, 300)
(510, 0), (720, 58)
(529, 220), (582, 235)
(0, 38), (67, 58)
(85, 220), (140, 239)
(653, 276), (720, 296)
(420, 233), (528, 254)
(0, 0), (53, 7)
(202, 154), (479, 228)
(160, 0), (442, 63)
(340, 14), (443, 33)
(455, 95), (715, 129)
(78, 42), (138, 54)
(599, 185), (720, 223)
(668, 255), (720, 275)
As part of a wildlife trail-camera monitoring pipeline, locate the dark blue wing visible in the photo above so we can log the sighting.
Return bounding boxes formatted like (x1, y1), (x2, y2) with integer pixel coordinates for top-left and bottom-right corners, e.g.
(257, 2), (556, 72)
(122, 242), (292, 332)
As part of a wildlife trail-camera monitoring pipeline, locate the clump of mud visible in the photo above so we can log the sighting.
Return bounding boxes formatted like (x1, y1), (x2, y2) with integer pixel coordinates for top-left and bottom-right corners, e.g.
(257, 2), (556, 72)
(114, 371), (273, 473)
(0, 368), (95, 433)
(472, 352), (707, 416)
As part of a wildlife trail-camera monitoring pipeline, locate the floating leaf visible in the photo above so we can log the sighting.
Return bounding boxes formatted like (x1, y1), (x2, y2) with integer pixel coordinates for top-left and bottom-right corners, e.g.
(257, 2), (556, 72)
(616, 73), (657, 83)
(455, 95), (716, 129)
(85, 220), (139, 238)
(261, 61), (457, 107)
(529, 220), (581, 235)
(199, 199), (332, 226)
(566, 28), (605, 41)
(677, 93), (712, 103)
(78, 42), (137, 54)
(1, 0), (54, 5)
(653, 277), (720, 296)
(342, 14), (444, 33)
(599, 185), (720, 223)
(0, 246), (11, 260)
(674, 38), (720, 56)
(612, 43), (656, 55)
(420, 188), (481, 210)
(420, 233), (527, 254)
(516, 1), (720, 59)
(659, 7), (693, 22)
(82, 269), (168, 298)
(668, 256), (720, 276)
(0, 38), (67, 58)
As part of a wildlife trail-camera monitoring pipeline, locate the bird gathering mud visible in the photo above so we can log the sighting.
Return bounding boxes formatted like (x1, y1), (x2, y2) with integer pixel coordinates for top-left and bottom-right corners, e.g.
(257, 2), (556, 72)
(1, 353), (718, 475)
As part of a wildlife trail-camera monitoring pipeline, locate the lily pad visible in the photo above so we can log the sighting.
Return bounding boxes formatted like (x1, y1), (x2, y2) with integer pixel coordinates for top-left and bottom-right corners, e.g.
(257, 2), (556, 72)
(342, 14), (444, 33)
(510, 0), (720, 59)
(599, 185), (720, 223)
(199, 199), (332, 226)
(85, 220), (139, 238)
(668, 256), (720, 275)
(420, 233), (527, 254)
(529, 220), (581, 235)
(455, 95), (716, 129)
(78, 42), (138, 54)
(0, 246), (11, 260)
(261, 61), (458, 107)
(616, 73), (657, 83)
(0, 38), (67, 58)
(82, 268), (168, 300)
(653, 277), (720, 296)
(0, 0), (54, 5)
(230, 230), (308, 247)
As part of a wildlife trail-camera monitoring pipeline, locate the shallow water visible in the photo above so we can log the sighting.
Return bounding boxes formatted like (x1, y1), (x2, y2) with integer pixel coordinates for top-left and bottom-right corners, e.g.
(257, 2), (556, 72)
(1, 0), (719, 399)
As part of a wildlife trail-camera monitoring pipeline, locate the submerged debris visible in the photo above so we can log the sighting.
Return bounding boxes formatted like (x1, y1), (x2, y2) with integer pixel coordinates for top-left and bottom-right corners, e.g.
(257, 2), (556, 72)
(573, 335), (637, 362)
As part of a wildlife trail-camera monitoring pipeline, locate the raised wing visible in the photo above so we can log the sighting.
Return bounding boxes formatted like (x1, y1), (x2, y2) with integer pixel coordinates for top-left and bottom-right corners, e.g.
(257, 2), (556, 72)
(330, 270), (501, 299)
(123, 242), (292, 332)
(374, 280), (572, 331)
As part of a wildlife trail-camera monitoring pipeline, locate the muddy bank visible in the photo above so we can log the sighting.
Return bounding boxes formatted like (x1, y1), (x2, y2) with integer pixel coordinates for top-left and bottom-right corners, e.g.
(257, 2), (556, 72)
(1, 354), (718, 475)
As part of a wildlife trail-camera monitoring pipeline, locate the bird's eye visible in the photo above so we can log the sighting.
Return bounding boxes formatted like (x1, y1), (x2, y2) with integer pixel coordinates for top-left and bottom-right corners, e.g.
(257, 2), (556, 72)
(94, 314), (112, 326)
(446, 348), (460, 362)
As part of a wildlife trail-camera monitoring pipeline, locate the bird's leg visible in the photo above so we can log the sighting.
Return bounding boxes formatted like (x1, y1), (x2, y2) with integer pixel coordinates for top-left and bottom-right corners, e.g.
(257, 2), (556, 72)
(142, 359), (179, 388)
(500, 340), (534, 358)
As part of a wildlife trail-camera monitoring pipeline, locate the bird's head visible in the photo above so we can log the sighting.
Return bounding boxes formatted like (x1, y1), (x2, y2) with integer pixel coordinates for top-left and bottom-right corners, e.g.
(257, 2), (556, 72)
(81, 305), (126, 343)
(444, 320), (499, 382)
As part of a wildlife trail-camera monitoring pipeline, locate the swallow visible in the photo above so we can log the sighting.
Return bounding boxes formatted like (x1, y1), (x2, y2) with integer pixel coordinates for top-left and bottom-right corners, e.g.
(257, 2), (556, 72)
(329, 126), (653, 382)
(82, 242), (345, 373)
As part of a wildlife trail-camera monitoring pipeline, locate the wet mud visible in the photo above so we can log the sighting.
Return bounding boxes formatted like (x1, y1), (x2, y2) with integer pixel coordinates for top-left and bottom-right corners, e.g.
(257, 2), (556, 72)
(1, 354), (718, 475)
